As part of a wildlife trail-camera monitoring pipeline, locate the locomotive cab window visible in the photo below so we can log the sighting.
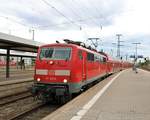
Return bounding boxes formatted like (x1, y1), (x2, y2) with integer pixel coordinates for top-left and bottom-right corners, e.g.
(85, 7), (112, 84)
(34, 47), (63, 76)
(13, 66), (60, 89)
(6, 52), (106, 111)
(39, 47), (71, 60)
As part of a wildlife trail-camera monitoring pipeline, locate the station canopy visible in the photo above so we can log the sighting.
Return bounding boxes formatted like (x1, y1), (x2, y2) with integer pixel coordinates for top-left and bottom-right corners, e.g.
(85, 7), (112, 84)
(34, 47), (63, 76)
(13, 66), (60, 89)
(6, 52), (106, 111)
(0, 32), (44, 78)
(0, 32), (43, 53)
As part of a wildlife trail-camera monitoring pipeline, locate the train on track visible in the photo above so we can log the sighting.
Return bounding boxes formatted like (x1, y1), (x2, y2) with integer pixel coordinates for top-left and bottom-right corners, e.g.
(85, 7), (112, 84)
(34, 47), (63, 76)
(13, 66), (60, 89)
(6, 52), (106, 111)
(32, 39), (132, 103)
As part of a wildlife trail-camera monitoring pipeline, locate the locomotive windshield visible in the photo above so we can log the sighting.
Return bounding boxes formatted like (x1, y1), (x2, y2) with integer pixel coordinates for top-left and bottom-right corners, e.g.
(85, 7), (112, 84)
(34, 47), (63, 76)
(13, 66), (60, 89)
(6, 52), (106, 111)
(39, 47), (71, 60)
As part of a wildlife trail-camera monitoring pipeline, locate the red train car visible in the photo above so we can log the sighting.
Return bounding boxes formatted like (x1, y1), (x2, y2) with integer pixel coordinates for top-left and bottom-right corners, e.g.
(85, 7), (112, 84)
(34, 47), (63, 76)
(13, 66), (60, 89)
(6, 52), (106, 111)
(32, 39), (131, 103)
(0, 60), (16, 66)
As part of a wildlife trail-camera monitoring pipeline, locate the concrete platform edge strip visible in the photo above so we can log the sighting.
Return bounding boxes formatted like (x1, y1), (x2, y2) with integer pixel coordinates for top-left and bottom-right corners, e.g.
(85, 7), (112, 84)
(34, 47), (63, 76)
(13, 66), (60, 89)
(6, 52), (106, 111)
(70, 70), (125, 120)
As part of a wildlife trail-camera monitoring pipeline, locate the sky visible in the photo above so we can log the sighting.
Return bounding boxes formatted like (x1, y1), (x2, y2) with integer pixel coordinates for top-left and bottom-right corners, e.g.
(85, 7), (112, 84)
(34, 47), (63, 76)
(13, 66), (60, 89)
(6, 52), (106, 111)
(0, 0), (150, 59)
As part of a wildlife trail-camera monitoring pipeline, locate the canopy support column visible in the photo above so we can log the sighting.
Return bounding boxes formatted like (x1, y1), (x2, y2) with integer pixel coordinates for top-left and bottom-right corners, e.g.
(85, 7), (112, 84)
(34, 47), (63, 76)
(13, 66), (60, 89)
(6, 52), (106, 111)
(6, 48), (10, 78)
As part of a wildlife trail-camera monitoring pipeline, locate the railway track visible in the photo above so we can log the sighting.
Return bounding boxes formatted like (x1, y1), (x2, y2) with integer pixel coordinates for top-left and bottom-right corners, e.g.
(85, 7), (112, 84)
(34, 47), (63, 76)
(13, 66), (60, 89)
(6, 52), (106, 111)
(13, 103), (60, 120)
(0, 79), (33, 98)
(0, 91), (31, 106)
(0, 79), (46, 120)
(0, 96), (44, 120)
(0, 78), (34, 105)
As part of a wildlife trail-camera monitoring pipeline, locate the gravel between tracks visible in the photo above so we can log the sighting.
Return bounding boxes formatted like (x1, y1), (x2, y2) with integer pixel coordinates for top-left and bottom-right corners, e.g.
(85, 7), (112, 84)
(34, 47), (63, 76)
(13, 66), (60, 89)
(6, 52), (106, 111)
(0, 97), (43, 120)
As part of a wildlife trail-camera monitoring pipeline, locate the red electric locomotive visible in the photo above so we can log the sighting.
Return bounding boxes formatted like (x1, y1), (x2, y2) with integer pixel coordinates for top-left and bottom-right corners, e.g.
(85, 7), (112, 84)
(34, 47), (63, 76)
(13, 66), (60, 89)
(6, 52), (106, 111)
(32, 39), (130, 103)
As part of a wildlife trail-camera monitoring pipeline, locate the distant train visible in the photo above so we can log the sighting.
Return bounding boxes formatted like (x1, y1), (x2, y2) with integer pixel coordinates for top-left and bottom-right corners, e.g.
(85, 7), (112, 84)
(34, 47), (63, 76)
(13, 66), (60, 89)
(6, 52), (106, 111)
(0, 60), (16, 66)
(32, 39), (132, 103)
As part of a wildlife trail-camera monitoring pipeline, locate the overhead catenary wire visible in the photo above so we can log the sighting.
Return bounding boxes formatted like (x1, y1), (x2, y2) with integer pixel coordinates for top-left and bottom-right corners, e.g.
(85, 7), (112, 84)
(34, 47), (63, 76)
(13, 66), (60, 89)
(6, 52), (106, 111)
(58, 0), (82, 20)
(83, 0), (101, 26)
(37, 0), (104, 41)
(0, 15), (36, 36)
(0, 0), (106, 41)
(53, 0), (83, 31)
(86, 0), (103, 29)
(36, 16), (105, 29)
(59, 0), (89, 41)
(71, 0), (99, 26)
(41, 0), (81, 29)
(1, 0), (105, 30)
(69, 0), (93, 25)
(0, 15), (29, 27)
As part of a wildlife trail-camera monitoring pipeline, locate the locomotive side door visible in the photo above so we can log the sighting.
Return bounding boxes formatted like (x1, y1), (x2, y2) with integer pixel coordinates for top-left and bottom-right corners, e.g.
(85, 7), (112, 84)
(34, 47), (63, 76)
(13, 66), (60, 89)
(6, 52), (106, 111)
(78, 50), (86, 81)
(82, 51), (87, 81)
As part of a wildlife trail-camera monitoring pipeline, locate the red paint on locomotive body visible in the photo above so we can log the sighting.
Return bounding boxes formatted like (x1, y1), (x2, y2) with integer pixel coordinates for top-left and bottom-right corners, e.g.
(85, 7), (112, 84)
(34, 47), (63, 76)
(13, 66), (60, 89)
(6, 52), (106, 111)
(33, 42), (132, 100)
(35, 43), (109, 84)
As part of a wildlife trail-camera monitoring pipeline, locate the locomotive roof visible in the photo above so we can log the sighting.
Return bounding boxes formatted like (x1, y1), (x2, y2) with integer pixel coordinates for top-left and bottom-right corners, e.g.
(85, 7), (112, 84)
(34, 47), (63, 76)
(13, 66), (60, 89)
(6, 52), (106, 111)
(39, 43), (130, 63)
(40, 43), (108, 58)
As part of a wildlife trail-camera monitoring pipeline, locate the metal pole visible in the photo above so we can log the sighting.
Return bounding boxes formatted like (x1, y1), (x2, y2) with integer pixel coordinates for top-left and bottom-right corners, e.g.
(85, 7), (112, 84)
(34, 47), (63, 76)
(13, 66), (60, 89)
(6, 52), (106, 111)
(32, 30), (34, 41)
(21, 57), (22, 70)
(30, 29), (35, 41)
(111, 49), (113, 57)
(112, 43), (117, 57)
(6, 49), (10, 78)
(126, 54), (128, 61)
(116, 34), (122, 58)
(29, 29), (35, 40)
(135, 44), (137, 58)
(132, 42), (141, 59)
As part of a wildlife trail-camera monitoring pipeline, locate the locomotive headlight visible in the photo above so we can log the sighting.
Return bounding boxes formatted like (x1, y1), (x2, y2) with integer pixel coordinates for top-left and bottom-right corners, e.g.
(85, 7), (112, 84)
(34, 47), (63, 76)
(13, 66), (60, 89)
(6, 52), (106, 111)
(49, 61), (54, 65)
(37, 78), (41, 82)
(63, 79), (67, 83)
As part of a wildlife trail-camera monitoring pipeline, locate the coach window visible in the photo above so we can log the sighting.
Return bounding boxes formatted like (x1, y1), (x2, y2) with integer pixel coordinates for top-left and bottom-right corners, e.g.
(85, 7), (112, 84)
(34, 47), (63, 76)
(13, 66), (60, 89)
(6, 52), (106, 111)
(103, 57), (107, 63)
(94, 54), (99, 62)
(99, 55), (103, 62)
(78, 50), (83, 60)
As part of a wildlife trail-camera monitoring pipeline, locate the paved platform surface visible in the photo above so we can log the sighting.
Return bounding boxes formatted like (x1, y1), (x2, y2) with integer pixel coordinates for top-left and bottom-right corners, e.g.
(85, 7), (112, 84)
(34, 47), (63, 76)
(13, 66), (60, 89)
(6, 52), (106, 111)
(80, 69), (150, 120)
(42, 69), (150, 120)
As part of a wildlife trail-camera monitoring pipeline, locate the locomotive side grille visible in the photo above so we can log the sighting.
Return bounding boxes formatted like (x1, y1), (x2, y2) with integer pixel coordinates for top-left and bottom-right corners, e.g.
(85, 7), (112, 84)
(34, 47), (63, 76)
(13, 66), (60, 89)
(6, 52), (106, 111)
(36, 69), (48, 75)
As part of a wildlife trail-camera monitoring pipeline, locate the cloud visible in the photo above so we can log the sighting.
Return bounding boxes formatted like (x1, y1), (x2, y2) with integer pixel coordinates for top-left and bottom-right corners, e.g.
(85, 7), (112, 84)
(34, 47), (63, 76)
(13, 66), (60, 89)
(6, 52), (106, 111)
(0, 0), (125, 30)
(0, 0), (150, 57)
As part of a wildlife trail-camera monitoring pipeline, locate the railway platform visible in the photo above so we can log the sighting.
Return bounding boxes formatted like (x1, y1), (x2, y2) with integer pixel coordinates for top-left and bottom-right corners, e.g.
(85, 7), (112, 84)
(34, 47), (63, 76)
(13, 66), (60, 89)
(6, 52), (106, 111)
(0, 67), (34, 81)
(42, 69), (150, 120)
